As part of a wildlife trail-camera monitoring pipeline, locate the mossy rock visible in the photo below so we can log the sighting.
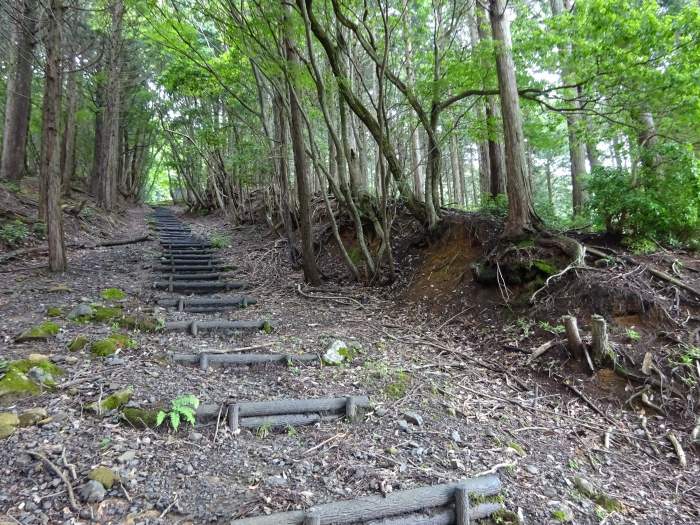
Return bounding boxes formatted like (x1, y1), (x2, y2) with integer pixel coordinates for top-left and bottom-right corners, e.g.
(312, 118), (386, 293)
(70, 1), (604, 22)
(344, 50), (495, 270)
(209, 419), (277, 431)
(532, 259), (559, 276)
(88, 466), (119, 489)
(15, 321), (60, 342)
(0, 368), (40, 397)
(46, 307), (63, 317)
(118, 315), (159, 332)
(0, 412), (19, 427)
(18, 407), (48, 427)
(91, 306), (123, 322)
(90, 334), (135, 357)
(100, 288), (126, 301)
(262, 321), (273, 334)
(0, 356), (63, 398)
(121, 407), (160, 428)
(87, 387), (133, 414)
(68, 336), (89, 352)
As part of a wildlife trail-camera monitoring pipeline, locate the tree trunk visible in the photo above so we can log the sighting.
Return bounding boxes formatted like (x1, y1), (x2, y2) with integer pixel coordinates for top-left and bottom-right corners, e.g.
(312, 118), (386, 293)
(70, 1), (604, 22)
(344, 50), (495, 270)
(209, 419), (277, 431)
(0, 0), (38, 182)
(40, 0), (66, 272)
(273, 92), (298, 263)
(489, 0), (540, 237)
(450, 134), (464, 206)
(60, 70), (79, 196)
(97, 0), (124, 211)
(90, 72), (104, 196)
(284, 4), (321, 285)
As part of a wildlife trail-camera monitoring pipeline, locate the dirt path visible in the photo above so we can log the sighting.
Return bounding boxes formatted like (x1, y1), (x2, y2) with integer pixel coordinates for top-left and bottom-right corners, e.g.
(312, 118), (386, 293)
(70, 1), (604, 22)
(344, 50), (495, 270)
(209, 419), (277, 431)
(1, 206), (697, 524)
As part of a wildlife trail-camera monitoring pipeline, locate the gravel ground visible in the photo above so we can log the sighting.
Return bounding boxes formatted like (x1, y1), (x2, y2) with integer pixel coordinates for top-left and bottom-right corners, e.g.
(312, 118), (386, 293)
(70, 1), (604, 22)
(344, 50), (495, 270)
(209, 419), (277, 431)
(0, 206), (697, 525)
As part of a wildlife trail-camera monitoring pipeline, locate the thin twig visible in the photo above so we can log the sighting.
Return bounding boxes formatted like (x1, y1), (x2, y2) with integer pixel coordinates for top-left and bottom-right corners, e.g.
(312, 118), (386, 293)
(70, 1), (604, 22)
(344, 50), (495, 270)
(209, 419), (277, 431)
(26, 450), (79, 511)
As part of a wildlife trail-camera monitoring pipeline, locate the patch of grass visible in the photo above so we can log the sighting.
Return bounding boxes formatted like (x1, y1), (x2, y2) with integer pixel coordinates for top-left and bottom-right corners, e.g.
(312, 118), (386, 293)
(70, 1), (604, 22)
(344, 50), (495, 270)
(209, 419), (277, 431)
(91, 305), (123, 322)
(210, 233), (230, 248)
(506, 441), (526, 456)
(538, 320), (565, 335)
(551, 509), (570, 522)
(68, 336), (89, 352)
(286, 425), (297, 437)
(384, 370), (410, 400)
(256, 421), (272, 438)
(90, 333), (136, 357)
(100, 288), (126, 301)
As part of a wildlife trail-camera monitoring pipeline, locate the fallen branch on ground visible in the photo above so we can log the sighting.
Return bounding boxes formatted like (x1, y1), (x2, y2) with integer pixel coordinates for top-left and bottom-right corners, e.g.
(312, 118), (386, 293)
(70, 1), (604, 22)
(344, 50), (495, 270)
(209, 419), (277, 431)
(0, 235), (151, 264)
(26, 450), (79, 511)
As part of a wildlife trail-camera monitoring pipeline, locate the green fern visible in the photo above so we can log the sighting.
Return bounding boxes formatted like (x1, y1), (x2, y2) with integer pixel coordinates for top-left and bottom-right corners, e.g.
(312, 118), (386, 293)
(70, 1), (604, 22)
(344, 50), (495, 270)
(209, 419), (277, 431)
(156, 394), (200, 432)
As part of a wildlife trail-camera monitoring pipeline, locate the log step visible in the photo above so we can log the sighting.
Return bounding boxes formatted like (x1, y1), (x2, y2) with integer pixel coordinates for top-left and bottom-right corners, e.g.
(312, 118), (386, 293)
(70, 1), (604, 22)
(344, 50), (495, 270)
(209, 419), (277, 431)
(158, 295), (256, 308)
(172, 351), (315, 366)
(153, 280), (246, 293)
(156, 272), (235, 281)
(153, 264), (233, 273)
(229, 475), (502, 525)
(164, 319), (268, 335)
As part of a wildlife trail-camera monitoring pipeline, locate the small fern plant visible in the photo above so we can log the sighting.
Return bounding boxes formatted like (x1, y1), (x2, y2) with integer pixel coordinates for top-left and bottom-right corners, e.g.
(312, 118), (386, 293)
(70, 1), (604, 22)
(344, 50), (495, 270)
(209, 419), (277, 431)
(156, 394), (199, 431)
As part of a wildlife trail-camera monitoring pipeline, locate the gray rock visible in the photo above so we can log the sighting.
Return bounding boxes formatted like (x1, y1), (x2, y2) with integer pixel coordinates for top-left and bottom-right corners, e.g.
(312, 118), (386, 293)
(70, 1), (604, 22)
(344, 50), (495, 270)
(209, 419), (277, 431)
(79, 480), (106, 503)
(105, 357), (126, 366)
(524, 464), (539, 475)
(397, 420), (410, 433)
(189, 432), (203, 442)
(27, 367), (53, 385)
(266, 475), (288, 487)
(118, 450), (137, 464)
(403, 411), (424, 427)
(451, 430), (462, 443)
(68, 304), (93, 320)
(374, 407), (387, 417)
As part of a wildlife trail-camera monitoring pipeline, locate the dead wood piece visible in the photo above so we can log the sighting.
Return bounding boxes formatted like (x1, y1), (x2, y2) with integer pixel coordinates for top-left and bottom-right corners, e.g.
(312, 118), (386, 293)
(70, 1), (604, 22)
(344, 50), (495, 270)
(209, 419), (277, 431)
(591, 315), (612, 365)
(164, 319), (267, 336)
(586, 245), (700, 298)
(230, 475), (502, 525)
(563, 316), (584, 360)
(197, 352), (316, 369)
(667, 432), (687, 468)
(529, 340), (559, 361)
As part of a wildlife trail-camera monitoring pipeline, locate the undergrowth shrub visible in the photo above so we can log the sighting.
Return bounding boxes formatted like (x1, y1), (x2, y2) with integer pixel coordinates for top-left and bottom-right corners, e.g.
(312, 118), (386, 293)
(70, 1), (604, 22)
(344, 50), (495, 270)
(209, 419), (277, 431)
(0, 220), (30, 247)
(588, 145), (700, 249)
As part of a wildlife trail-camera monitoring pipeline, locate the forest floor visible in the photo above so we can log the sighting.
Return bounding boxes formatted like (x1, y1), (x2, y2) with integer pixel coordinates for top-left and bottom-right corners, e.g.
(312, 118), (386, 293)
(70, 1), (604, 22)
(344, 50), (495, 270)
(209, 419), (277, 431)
(1, 204), (698, 525)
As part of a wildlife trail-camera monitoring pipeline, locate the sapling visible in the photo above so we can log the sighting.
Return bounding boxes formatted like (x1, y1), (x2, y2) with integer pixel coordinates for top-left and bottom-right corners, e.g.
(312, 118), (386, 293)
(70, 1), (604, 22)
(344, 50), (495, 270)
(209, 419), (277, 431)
(156, 394), (199, 431)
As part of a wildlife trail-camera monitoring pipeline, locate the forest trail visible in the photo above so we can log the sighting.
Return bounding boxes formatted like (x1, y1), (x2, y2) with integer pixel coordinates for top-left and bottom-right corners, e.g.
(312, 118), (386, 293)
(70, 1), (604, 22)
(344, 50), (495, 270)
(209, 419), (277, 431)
(0, 206), (697, 524)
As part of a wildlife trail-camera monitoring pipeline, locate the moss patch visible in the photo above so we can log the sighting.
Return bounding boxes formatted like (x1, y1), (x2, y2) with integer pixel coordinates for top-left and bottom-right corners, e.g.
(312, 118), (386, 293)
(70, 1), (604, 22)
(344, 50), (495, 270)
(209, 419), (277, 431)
(533, 259), (559, 276)
(0, 357), (63, 398)
(100, 288), (126, 301)
(87, 387), (133, 414)
(121, 407), (160, 428)
(15, 321), (60, 342)
(88, 466), (119, 489)
(68, 336), (89, 352)
(91, 306), (123, 322)
(46, 307), (63, 317)
(262, 321), (273, 334)
(90, 333), (135, 357)
(118, 315), (159, 332)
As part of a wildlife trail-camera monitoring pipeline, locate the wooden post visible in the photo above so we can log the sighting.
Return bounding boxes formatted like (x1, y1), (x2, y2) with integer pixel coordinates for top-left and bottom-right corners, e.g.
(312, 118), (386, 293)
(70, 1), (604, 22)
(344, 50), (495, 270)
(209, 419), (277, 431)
(199, 353), (209, 371)
(591, 314), (611, 365)
(454, 487), (471, 525)
(228, 404), (240, 432)
(303, 516), (320, 525)
(345, 396), (358, 422)
(563, 315), (583, 360)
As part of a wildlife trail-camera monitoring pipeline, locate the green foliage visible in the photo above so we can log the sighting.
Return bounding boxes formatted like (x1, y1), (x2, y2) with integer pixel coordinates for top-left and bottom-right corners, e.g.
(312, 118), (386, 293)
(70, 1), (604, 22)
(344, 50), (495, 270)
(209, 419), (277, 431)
(384, 370), (410, 400)
(256, 421), (272, 439)
(588, 146), (700, 246)
(156, 394), (199, 432)
(625, 328), (641, 342)
(0, 220), (30, 247)
(46, 307), (63, 317)
(538, 321), (565, 335)
(480, 194), (509, 218)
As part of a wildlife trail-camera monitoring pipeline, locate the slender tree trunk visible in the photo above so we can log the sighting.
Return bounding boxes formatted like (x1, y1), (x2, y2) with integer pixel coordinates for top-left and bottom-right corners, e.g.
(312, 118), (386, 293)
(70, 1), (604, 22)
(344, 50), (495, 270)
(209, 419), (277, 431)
(0, 0), (38, 182)
(550, 0), (587, 216)
(489, 0), (541, 237)
(41, 0), (66, 271)
(90, 71), (103, 196)
(98, 0), (124, 210)
(486, 100), (506, 197)
(284, 4), (321, 284)
(273, 93), (297, 262)
(545, 156), (554, 207)
(450, 134), (464, 206)
(60, 70), (79, 196)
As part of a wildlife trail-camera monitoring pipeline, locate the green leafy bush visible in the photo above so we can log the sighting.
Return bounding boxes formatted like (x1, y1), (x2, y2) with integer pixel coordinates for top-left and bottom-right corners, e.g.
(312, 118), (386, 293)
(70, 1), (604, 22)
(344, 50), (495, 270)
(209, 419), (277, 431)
(588, 145), (700, 247)
(0, 220), (29, 247)
(156, 394), (199, 431)
(480, 193), (509, 218)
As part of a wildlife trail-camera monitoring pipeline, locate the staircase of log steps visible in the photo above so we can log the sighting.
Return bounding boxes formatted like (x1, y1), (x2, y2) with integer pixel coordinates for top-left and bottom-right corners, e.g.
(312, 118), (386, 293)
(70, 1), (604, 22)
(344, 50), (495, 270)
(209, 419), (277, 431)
(147, 207), (504, 524)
